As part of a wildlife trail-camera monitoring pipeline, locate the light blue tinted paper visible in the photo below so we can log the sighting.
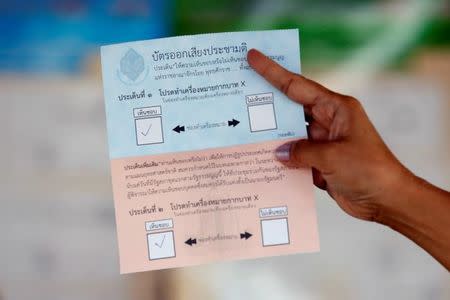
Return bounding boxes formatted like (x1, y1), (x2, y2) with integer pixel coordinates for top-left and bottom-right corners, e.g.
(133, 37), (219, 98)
(101, 29), (306, 159)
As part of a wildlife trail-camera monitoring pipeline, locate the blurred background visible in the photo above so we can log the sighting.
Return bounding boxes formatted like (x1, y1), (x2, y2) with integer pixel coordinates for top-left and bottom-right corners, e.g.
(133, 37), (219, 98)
(1, 0), (449, 299)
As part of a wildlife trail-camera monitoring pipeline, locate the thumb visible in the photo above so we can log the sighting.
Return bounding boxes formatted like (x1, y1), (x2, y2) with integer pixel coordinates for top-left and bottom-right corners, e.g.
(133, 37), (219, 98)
(275, 139), (336, 172)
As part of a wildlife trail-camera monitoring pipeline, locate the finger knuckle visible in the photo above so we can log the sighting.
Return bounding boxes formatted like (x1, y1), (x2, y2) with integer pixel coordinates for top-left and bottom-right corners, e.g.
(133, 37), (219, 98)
(346, 96), (362, 109)
(280, 76), (295, 96)
(260, 64), (272, 77)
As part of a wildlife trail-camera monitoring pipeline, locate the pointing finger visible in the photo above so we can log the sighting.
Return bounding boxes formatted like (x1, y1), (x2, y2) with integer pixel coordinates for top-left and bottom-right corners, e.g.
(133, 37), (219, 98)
(247, 48), (331, 105)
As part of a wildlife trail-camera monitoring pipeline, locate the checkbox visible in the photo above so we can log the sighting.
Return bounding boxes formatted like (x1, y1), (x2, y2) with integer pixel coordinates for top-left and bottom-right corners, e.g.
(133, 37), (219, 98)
(248, 103), (277, 132)
(135, 117), (163, 146)
(261, 218), (290, 246)
(147, 231), (175, 260)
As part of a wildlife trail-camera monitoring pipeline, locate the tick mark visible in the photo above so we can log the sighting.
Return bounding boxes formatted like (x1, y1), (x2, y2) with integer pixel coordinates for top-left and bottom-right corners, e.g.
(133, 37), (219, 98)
(154, 234), (166, 248)
(141, 124), (152, 136)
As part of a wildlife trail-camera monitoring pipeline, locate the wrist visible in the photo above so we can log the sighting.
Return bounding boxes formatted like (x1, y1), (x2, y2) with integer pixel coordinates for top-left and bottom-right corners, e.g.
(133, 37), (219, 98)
(373, 164), (417, 225)
(373, 166), (450, 270)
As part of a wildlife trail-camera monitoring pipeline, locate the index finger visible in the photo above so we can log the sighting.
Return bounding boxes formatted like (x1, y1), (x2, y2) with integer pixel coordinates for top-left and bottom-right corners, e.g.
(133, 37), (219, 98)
(247, 49), (330, 105)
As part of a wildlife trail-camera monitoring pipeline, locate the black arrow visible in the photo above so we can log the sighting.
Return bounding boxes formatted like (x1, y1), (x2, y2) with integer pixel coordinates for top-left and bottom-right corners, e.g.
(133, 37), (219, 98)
(240, 232), (252, 240)
(228, 119), (240, 127)
(173, 125), (185, 133)
(185, 238), (197, 246)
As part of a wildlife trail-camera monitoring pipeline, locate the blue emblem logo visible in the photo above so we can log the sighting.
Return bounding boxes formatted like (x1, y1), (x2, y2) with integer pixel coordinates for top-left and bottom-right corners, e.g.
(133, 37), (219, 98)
(117, 48), (149, 85)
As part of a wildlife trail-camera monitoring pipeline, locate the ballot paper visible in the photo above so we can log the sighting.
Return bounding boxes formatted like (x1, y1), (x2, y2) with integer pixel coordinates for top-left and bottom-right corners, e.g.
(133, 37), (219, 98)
(101, 29), (319, 273)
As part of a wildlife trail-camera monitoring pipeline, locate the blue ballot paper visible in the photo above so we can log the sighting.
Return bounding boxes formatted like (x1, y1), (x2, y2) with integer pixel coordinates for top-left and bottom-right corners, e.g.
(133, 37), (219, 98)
(101, 29), (306, 158)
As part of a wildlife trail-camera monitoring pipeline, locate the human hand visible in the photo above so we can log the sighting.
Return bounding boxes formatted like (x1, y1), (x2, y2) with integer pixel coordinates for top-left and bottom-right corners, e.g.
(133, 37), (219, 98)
(247, 49), (412, 222)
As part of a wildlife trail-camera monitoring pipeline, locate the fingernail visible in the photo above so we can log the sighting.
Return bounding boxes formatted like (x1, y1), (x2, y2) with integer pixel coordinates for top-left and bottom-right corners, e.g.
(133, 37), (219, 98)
(275, 142), (293, 161)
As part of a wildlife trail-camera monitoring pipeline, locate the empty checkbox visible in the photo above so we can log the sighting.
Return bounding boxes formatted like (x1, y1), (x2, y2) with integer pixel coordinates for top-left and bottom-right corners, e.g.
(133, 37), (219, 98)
(147, 231), (175, 260)
(261, 218), (290, 246)
(248, 103), (277, 132)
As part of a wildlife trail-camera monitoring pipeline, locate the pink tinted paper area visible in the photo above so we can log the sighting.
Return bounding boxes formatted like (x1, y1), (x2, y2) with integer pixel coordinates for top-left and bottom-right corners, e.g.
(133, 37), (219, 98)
(110, 139), (319, 274)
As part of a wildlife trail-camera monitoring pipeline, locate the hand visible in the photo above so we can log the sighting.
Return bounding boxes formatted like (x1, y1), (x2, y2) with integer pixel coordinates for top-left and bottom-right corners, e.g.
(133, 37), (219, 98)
(247, 49), (411, 222)
(247, 49), (450, 270)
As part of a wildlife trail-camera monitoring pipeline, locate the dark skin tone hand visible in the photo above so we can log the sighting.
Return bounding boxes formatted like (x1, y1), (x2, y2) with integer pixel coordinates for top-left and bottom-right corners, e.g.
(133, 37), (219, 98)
(248, 48), (450, 271)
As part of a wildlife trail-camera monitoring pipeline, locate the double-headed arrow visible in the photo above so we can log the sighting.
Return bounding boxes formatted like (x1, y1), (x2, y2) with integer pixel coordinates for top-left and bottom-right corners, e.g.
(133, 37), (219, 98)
(185, 232), (251, 247)
(185, 238), (197, 246)
(173, 119), (240, 134)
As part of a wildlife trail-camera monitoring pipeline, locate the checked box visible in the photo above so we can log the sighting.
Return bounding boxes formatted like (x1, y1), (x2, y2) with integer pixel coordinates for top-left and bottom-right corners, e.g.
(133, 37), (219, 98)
(147, 231), (176, 260)
(135, 117), (164, 146)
